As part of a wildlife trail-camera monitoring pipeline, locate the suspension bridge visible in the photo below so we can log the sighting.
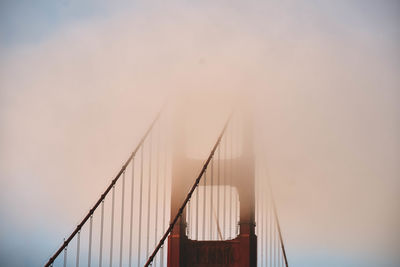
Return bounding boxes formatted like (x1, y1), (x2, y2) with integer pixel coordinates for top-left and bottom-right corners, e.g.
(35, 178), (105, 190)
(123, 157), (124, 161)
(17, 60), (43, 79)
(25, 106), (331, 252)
(44, 103), (289, 267)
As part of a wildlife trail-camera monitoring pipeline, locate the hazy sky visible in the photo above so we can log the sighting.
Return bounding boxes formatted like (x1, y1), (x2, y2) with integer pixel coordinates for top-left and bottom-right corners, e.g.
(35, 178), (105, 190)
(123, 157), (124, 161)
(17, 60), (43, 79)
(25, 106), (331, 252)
(1, 1), (399, 266)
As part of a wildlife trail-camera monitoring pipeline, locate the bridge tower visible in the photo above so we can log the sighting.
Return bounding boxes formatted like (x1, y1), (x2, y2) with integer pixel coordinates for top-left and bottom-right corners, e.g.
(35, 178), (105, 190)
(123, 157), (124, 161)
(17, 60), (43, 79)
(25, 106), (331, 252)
(168, 99), (257, 267)
(43, 94), (289, 267)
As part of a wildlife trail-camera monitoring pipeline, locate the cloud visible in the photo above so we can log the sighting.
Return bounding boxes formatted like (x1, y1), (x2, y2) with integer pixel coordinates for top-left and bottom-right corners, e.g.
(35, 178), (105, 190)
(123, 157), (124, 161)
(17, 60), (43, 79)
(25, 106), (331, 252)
(0, 1), (399, 266)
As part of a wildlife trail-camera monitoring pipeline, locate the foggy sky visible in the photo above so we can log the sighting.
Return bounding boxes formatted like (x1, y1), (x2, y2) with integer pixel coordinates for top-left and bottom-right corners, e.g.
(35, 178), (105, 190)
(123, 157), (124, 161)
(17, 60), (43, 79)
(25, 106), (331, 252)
(1, 1), (399, 266)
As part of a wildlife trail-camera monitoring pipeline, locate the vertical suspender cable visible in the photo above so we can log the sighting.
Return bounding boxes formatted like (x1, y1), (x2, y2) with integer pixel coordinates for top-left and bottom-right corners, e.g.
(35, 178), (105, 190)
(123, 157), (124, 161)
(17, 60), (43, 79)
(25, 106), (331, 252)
(261, 178), (264, 267)
(187, 200), (191, 238)
(128, 158), (135, 267)
(203, 170), (206, 240)
(232, 118), (239, 237)
(160, 126), (167, 267)
(119, 171), (125, 267)
(276, 219), (279, 267)
(137, 146), (144, 267)
(146, 132), (153, 258)
(276, 233), (278, 267)
(99, 200), (104, 267)
(196, 177), (199, 240)
(256, 164), (259, 265)
(272, 213), (275, 267)
(274, 220), (278, 267)
(276, 217), (279, 267)
(235, 116), (239, 236)
(268, 200), (271, 267)
(274, 216), (277, 267)
(266, 177), (269, 267)
(266, 197), (268, 267)
(210, 157), (214, 240)
(269, 201), (272, 267)
(237, 192), (240, 236)
(76, 231), (80, 267)
(63, 240), (67, 267)
(109, 185), (115, 267)
(278, 239), (283, 266)
(265, 193), (267, 267)
(272, 202), (275, 267)
(88, 215), (93, 267)
(260, 171), (263, 266)
(154, 122), (160, 266)
(217, 145), (221, 240)
(266, 198), (268, 267)
(262, 171), (265, 267)
(223, 135), (227, 239)
(230, 122), (233, 239)
(279, 229), (284, 267)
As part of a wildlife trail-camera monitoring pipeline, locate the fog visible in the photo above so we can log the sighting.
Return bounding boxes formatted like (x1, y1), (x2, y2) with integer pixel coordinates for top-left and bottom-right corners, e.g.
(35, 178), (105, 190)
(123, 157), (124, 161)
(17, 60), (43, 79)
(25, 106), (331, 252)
(0, 1), (399, 266)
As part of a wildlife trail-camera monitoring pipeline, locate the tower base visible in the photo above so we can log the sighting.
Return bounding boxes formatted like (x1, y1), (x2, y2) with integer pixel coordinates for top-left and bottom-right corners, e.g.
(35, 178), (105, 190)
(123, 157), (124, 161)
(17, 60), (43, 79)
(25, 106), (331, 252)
(167, 223), (257, 267)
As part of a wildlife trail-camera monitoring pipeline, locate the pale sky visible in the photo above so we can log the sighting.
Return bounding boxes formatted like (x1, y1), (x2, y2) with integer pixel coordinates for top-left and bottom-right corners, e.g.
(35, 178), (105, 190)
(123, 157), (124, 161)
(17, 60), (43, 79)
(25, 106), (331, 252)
(0, 1), (399, 266)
